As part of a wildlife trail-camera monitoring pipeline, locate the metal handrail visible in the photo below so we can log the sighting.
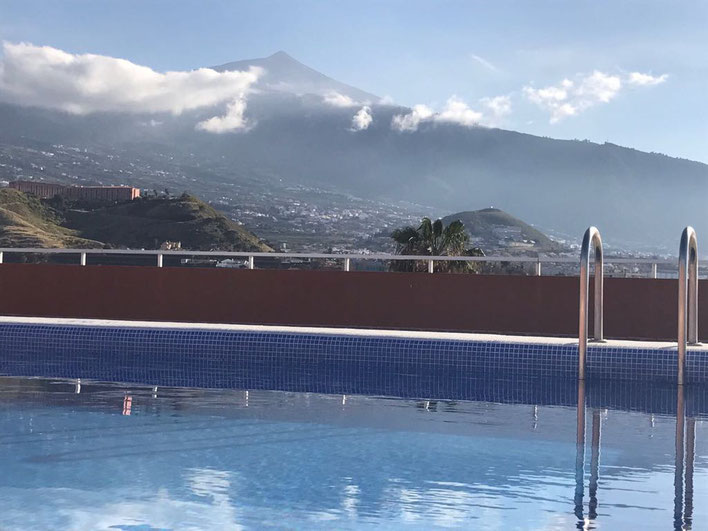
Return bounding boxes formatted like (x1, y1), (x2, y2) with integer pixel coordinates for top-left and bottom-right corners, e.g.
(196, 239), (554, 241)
(0, 246), (685, 265)
(0, 247), (574, 261)
(579, 227), (604, 380)
(678, 227), (699, 385)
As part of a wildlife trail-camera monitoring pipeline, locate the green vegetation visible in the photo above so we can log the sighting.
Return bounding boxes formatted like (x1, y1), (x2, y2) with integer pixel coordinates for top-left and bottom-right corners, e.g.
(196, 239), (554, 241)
(0, 189), (271, 252)
(441, 208), (559, 252)
(390, 217), (484, 273)
(0, 188), (101, 248)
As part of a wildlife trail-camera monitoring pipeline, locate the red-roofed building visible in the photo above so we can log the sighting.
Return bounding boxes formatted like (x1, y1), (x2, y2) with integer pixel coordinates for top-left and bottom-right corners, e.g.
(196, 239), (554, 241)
(9, 181), (140, 201)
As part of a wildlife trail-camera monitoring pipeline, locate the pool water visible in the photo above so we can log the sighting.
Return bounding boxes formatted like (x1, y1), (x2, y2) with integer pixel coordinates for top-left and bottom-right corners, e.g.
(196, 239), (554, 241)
(0, 377), (705, 530)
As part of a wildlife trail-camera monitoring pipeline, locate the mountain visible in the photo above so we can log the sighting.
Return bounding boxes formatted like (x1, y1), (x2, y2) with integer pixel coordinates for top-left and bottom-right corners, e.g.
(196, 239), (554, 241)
(442, 208), (559, 253)
(0, 188), (271, 251)
(0, 51), (707, 254)
(212, 51), (379, 102)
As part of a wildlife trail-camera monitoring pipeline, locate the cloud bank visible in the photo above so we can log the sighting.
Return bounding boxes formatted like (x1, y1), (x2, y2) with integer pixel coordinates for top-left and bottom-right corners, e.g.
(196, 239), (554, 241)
(523, 70), (667, 123)
(391, 104), (434, 132)
(627, 72), (669, 86)
(350, 106), (372, 131)
(0, 42), (261, 132)
(196, 99), (250, 133)
(391, 95), (511, 132)
(0, 42), (670, 134)
(437, 97), (484, 127)
(481, 96), (512, 126)
(323, 91), (357, 107)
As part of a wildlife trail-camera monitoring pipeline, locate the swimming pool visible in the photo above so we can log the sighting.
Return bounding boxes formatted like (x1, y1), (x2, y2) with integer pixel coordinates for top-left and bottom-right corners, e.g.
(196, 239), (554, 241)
(0, 376), (704, 530)
(0, 316), (706, 529)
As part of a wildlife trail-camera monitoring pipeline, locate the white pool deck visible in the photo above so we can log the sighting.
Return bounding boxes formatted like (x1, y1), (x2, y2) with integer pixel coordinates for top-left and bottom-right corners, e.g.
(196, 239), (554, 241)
(1, 315), (707, 352)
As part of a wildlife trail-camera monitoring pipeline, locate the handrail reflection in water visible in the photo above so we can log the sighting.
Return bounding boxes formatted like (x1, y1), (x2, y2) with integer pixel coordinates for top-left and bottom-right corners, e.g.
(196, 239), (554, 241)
(674, 385), (697, 530)
(674, 386), (685, 530)
(574, 380), (586, 523)
(685, 417), (695, 528)
(575, 380), (701, 529)
(589, 410), (601, 521)
(574, 380), (602, 528)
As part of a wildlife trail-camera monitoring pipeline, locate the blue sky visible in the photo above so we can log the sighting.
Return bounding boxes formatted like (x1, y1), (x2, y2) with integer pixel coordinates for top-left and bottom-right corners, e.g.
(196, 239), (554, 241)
(1, 0), (706, 162)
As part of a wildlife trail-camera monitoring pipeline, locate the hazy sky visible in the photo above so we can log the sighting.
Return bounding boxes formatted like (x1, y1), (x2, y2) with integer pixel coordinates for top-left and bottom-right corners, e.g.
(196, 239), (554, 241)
(1, 0), (706, 162)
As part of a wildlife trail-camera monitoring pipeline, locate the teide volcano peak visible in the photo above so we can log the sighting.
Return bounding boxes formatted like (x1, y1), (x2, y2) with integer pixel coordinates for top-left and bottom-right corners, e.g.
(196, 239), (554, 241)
(212, 51), (379, 103)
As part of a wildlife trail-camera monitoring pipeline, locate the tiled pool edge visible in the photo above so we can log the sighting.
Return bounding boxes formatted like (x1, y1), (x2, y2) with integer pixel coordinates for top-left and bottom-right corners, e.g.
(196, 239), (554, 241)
(0, 316), (691, 348)
(0, 317), (707, 389)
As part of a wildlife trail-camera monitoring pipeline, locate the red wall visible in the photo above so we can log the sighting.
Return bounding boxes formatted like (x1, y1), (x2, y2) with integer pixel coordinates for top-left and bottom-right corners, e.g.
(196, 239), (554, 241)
(0, 263), (699, 341)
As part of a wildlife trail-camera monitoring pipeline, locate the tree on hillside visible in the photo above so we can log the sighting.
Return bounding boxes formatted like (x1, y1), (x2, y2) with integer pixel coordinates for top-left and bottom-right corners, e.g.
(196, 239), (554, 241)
(390, 217), (484, 273)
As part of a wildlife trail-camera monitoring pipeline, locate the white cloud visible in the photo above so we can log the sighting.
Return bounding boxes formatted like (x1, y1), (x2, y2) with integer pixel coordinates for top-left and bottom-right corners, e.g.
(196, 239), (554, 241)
(525, 81), (572, 106)
(524, 70), (666, 123)
(0, 42), (261, 132)
(436, 96), (484, 126)
(379, 95), (395, 105)
(523, 71), (621, 123)
(322, 91), (356, 107)
(481, 95), (512, 126)
(350, 105), (372, 131)
(196, 99), (250, 133)
(469, 53), (500, 73)
(391, 95), (511, 132)
(576, 71), (621, 103)
(627, 72), (668, 86)
(391, 104), (435, 132)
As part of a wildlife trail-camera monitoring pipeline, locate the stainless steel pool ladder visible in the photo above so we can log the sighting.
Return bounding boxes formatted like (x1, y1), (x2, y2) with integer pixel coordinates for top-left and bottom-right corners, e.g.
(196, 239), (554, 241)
(678, 226), (699, 385)
(578, 227), (604, 380)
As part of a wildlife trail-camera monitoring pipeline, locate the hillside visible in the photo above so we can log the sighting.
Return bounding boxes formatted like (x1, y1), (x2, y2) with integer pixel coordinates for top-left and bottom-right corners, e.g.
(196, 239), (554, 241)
(2, 50), (708, 252)
(442, 208), (560, 253)
(0, 188), (101, 248)
(0, 188), (271, 251)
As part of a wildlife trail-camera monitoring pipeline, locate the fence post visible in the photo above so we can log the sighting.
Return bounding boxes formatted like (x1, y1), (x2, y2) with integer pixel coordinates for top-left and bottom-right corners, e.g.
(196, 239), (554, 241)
(427, 259), (434, 273)
(80, 252), (87, 266)
(651, 263), (658, 279)
(535, 261), (542, 276)
(157, 253), (163, 268)
(248, 256), (255, 270)
(343, 258), (351, 272)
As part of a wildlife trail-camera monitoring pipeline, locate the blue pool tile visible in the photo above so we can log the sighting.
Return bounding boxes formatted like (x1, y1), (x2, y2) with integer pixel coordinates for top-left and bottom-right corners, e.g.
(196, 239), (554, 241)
(0, 323), (705, 396)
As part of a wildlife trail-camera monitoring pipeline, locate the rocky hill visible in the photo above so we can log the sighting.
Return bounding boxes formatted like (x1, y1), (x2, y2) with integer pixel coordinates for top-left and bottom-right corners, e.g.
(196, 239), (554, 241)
(0, 188), (271, 251)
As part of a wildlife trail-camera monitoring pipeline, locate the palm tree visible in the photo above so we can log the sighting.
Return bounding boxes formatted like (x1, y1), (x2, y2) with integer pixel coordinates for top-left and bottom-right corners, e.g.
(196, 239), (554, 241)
(390, 217), (483, 272)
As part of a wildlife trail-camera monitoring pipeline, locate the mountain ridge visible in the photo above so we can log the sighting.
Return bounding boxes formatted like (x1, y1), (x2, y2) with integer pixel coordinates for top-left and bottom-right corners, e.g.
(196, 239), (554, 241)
(212, 51), (379, 102)
(0, 51), (706, 253)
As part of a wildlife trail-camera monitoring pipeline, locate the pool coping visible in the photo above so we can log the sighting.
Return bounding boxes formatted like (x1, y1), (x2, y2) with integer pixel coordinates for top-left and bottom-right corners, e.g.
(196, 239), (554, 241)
(1, 315), (705, 352)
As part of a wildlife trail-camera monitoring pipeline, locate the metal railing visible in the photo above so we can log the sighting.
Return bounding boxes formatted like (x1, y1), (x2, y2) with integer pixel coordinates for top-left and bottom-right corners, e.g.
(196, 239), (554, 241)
(578, 227), (604, 380)
(573, 226), (702, 384)
(677, 226), (699, 385)
(0, 246), (683, 276)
